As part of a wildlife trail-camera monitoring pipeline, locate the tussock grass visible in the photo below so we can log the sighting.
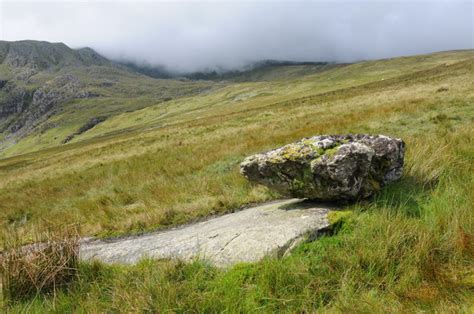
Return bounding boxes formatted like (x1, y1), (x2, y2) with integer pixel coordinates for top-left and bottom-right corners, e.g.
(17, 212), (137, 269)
(0, 225), (79, 304)
(0, 51), (473, 311)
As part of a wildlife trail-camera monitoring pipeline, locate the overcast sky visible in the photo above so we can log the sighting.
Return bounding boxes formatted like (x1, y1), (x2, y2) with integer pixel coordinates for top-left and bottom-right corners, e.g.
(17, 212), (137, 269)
(0, 0), (473, 72)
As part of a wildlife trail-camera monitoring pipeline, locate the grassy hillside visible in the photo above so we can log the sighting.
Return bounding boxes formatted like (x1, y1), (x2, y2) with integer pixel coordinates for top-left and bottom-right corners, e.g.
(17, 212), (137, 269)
(0, 40), (217, 157)
(0, 67), (216, 157)
(1, 50), (473, 311)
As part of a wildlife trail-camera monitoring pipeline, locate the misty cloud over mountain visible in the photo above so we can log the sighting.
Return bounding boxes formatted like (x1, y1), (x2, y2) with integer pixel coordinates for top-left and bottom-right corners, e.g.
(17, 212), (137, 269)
(1, 0), (472, 72)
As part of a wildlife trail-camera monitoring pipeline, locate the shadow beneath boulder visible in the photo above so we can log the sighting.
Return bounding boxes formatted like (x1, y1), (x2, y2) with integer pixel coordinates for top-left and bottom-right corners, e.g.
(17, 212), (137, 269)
(278, 198), (343, 211)
(278, 174), (435, 217)
(276, 199), (353, 243)
(273, 175), (434, 242)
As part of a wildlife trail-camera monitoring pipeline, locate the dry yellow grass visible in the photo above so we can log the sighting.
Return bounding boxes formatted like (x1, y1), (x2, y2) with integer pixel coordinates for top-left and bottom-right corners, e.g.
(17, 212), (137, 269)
(0, 50), (473, 241)
(1, 226), (79, 303)
(0, 50), (473, 312)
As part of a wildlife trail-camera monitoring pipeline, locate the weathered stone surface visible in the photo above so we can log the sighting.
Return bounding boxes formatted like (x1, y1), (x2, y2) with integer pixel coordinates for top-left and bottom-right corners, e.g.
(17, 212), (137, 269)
(80, 199), (332, 267)
(240, 134), (405, 201)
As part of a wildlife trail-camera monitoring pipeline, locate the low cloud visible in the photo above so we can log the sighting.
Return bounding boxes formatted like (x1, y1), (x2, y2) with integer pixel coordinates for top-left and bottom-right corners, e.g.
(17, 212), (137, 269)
(1, 0), (472, 72)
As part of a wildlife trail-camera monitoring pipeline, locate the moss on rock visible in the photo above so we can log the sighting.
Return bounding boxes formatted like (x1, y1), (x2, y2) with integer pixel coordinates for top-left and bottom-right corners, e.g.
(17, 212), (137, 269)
(327, 210), (353, 226)
(240, 134), (405, 201)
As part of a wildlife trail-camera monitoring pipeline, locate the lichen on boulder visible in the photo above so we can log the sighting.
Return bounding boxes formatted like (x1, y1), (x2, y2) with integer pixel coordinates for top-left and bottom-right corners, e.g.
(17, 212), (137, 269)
(240, 134), (405, 201)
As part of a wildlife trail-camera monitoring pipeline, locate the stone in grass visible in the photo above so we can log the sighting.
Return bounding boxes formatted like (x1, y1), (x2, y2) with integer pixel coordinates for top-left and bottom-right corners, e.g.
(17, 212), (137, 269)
(240, 134), (405, 201)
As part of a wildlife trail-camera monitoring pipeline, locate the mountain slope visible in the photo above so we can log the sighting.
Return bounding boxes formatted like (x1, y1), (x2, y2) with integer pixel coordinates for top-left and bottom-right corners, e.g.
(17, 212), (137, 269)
(1, 48), (472, 233)
(1, 41), (338, 157)
(0, 40), (217, 155)
(1, 48), (473, 311)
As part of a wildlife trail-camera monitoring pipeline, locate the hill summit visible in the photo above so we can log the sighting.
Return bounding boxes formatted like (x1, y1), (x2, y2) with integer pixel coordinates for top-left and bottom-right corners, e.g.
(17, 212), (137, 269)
(0, 40), (109, 70)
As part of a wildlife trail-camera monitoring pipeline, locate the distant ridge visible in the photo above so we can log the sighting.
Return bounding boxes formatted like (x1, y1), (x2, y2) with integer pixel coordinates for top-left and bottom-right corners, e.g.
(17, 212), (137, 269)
(0, 40), (331, 81)
(0, 40), (110, 69)
(119, 59), (330, 81)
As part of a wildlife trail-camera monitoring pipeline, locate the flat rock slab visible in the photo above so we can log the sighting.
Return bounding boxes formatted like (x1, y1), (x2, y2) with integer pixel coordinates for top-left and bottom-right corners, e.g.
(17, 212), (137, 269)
(80, 199), (333, 267)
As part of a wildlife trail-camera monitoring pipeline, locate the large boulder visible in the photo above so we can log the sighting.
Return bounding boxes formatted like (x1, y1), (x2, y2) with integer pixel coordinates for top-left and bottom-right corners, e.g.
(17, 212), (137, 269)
(240, 134), (405, 201)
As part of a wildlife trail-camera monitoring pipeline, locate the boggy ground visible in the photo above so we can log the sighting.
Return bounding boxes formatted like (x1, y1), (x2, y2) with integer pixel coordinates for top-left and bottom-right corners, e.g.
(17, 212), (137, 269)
(1, 50), (473, 311)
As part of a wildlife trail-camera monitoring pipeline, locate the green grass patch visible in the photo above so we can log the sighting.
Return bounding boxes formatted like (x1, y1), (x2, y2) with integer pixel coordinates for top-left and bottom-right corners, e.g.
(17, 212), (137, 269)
(0, 50), (473, 311)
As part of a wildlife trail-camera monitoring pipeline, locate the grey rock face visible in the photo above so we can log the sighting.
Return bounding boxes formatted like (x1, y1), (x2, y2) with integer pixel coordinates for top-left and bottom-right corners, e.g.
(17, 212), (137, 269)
(1, 74), (92, 134)
(240, 134), (405, 201)
(0, 83), (32, 120)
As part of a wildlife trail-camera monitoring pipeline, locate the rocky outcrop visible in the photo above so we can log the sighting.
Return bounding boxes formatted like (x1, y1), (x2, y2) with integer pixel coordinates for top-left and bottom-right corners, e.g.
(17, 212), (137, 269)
(0, 83), (32, 120)
(1, 74), (93, 134)
(240, 135), (405, 201)
(62, 116), (107, 144)
(0, 40), (109, 136)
